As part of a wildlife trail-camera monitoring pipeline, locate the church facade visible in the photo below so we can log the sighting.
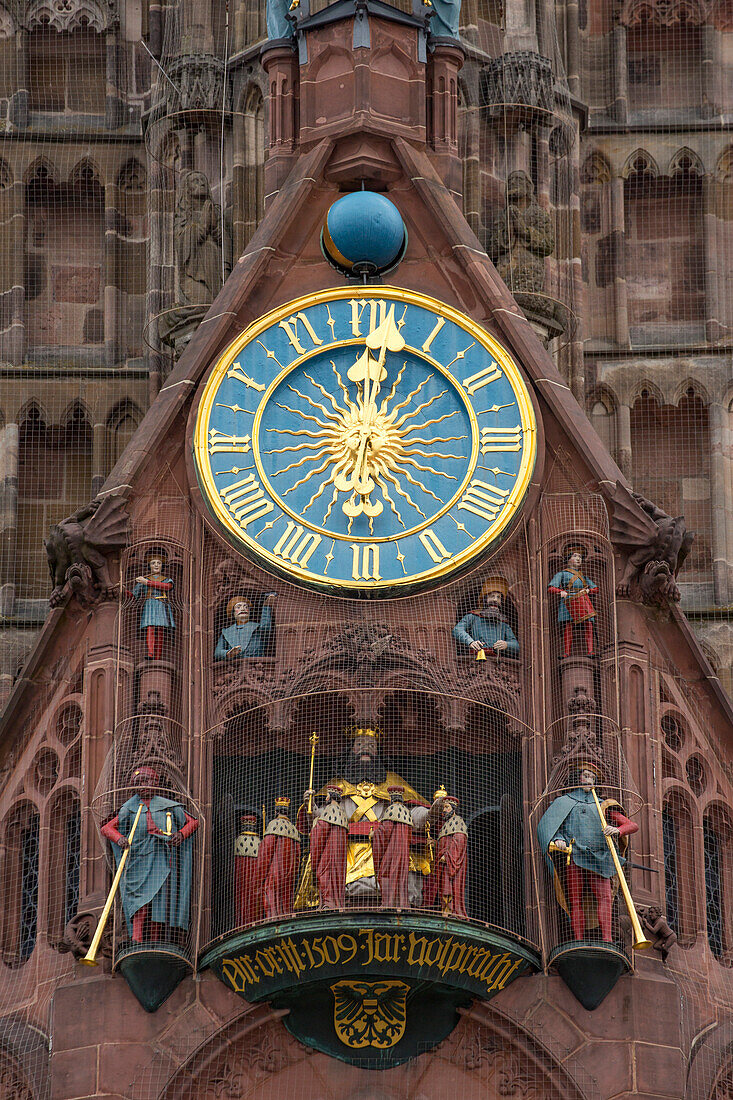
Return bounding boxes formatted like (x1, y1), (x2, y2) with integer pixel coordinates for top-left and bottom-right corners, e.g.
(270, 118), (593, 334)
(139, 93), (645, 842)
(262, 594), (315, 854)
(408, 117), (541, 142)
(0, 1), (733, 1098)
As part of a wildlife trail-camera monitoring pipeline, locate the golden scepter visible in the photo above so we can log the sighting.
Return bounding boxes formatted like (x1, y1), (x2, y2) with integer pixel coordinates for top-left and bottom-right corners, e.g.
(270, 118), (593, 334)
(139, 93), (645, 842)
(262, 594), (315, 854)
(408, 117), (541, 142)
(591, 787), (652, 950)
(80, 801), (144, 967)
(307, 731), (319, 813)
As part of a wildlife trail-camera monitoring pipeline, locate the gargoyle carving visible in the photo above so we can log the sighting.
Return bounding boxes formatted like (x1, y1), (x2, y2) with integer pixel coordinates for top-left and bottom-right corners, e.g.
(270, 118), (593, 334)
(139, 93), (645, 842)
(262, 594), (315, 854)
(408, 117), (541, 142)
(608, 481), (694, 605)
(46, 496), (130, 608)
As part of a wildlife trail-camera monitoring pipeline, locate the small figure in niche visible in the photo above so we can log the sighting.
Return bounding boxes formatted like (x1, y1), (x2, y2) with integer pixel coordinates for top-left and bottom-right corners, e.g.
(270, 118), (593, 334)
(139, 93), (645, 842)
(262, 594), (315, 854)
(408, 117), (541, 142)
(133, 552), (175, 660)
(431, 788), (468, 919)
(548, 547), (598, 658)
(214, 594), (276, 660)
(258, 796), (302, 920)
(537, 763), (639, 943)
(100, 765), (198, 944)
(234, 814), (262, 926)
(373, 785), (413, 909)
(309, 785), (348, 910)
(453, 578), (519, 658)
(642, 905), (677, 962)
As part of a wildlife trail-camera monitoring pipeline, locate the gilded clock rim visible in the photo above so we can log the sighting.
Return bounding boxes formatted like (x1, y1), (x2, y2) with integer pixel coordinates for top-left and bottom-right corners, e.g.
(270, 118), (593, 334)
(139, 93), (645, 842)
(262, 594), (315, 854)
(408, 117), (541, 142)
(192, 286), (537, 593)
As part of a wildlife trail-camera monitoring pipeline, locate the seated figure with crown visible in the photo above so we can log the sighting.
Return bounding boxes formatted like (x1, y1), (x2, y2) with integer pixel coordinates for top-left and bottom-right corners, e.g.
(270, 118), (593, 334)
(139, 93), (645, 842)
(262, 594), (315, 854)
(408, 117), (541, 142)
(299, 728), (434, 908)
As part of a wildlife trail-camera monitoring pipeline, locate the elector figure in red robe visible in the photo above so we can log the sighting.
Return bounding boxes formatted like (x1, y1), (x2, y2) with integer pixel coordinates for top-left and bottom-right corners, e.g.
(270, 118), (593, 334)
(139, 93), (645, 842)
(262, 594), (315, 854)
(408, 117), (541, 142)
(435, 794), (468, 919)
(234, 814), (262, 926)
(373, 785), (412, 909)
(309, 786), (348, 910)
(258, 797), (301, 919)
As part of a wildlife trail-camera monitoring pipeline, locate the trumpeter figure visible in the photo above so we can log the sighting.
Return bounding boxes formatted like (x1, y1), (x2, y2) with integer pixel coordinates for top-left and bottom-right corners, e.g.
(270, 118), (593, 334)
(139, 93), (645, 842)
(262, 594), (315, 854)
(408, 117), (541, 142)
(100, 766), (198, 944)
(537, 763), (639, 943)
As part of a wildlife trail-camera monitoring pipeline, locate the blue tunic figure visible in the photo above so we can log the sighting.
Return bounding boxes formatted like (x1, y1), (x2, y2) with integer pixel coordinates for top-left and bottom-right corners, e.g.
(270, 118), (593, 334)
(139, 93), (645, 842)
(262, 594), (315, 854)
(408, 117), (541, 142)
(214, 594), (276, 660)
(537, 764), (638, 942)
(424, 0), (461, 39)
(133, 552), (175, 660)
(548, 548), (598, 657)
(101, 766), (199, 943)
(267, 0), (295, 40)
(453, 579), (519, 658)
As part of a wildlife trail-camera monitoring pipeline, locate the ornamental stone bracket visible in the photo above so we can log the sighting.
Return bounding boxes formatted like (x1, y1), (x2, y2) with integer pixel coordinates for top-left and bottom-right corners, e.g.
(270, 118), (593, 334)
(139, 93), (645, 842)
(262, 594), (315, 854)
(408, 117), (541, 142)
(201, 911), (539, 1067)
(480, 52), (554, 126)
(166, 54), (232, 114)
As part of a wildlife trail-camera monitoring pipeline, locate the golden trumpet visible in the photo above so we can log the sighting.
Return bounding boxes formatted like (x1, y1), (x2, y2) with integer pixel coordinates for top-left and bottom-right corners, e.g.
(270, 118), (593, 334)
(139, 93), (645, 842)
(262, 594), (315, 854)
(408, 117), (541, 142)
(80, 801), (144, 967)
(591, 787), (652, 950)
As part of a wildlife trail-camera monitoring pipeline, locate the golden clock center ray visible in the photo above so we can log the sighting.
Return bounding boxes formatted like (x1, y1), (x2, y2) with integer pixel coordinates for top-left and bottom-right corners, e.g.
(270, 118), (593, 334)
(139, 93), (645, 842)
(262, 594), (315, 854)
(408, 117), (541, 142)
(268, 355), (469, 530)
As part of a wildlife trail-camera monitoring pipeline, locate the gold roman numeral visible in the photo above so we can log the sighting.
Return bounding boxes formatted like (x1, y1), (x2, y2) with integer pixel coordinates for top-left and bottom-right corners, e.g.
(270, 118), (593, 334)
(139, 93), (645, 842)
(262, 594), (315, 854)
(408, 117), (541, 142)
(278, 313), (324, 355)
(349, 298), (389, 337)
(351, 543), (380, 580)
(480, 426), (522, 453)
(421, 316), (446, 353)
(208, 429), (252, 455)
(273, 522), (321, 569)
(227, 363), (266, 391)
(221, 474), (274, 529)
(462, 361), (502, 395)
(419, 529), (452, 564)
(457, 480), (511, 523)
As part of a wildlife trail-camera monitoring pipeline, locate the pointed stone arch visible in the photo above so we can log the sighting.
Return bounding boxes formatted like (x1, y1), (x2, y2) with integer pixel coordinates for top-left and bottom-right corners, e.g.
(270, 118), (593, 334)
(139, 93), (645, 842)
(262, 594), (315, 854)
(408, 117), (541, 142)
(581, 150), (612, 185)
(622, 148), (660, 179)
(669, 146), (705, 178)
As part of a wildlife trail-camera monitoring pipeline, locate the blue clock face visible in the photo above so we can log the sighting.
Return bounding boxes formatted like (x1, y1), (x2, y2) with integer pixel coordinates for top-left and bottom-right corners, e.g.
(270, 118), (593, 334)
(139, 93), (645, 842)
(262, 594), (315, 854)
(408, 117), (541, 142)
(193, 288), (537, 595)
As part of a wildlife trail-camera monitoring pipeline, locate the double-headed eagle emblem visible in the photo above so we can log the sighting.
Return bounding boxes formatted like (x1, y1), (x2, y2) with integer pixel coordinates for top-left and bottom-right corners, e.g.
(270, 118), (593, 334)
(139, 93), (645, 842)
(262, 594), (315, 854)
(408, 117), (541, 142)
(331, 979), (410, 1049)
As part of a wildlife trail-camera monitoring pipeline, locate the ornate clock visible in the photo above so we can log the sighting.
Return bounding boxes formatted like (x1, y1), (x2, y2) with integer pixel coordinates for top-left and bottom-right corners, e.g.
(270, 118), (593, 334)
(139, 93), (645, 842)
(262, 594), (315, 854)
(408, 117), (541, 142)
(192, 287), (537, 595)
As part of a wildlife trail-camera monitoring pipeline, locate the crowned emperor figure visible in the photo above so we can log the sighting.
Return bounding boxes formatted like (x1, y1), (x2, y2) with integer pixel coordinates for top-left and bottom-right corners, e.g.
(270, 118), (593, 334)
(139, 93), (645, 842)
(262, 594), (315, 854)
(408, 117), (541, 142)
(298, 729), (432, 907)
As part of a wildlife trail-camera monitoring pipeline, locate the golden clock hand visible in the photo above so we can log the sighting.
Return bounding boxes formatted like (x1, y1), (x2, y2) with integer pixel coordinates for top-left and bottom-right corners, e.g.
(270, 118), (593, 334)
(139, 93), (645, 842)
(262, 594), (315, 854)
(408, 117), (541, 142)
(364, 306), (405, 413)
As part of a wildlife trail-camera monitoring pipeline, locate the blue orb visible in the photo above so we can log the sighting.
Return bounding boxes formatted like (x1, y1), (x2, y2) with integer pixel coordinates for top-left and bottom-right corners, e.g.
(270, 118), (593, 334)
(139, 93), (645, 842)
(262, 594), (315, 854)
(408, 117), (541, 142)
(322, 191), (407, 276)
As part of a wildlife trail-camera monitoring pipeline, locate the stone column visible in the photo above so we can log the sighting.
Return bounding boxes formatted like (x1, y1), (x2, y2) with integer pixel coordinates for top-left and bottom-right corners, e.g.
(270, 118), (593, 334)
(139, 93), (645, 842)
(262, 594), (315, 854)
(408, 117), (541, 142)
(104, 180), (117, 368)
(91, 421), (107, 497)
(709, 401), (732, 604)
(610, 176), (630, 348)
(565, 0), (580, 99)
(701, 24), (721, 119)
(428, 42), (465, 202)
(616, 401), (632, 480)
(0, 423), (19, 619)
(702, 173), (723, 344)
(104, 30), (123, 130)
(261, 43), (300, 202)
(612, 23), (628, 125)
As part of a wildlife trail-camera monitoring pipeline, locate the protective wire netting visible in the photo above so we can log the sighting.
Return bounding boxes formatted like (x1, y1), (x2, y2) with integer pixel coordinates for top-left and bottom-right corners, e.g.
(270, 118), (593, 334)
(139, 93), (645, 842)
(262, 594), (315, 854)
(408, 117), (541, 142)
(0, 0), (730, 1097)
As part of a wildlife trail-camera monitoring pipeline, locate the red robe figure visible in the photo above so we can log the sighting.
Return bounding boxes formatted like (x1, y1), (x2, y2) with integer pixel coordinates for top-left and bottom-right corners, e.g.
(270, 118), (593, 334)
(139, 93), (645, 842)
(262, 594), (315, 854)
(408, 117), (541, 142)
(258, 797), (301, 919)
(373, 785), (412, 909)
(234, 814), (262, 926)
(436, 794), (468, 919)
(308, 785), (348, 909)
(100, 765), (199, 944)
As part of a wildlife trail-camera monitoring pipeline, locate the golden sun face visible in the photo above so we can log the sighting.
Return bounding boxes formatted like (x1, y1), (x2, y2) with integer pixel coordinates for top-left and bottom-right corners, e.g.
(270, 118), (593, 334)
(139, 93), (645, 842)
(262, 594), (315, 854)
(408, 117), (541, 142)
(266, 345), (469, 534)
